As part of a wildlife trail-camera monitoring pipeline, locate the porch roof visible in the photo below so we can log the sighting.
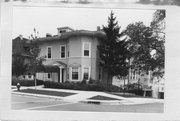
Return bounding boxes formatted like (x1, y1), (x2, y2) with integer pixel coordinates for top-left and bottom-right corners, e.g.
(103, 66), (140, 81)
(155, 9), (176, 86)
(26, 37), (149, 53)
(43, 61), (67, 72)
(44, 65), (59, 72)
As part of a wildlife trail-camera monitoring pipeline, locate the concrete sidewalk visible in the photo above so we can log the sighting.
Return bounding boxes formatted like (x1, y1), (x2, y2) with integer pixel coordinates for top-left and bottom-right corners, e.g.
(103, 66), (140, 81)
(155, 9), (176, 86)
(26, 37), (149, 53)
(12, 85), (164, 105)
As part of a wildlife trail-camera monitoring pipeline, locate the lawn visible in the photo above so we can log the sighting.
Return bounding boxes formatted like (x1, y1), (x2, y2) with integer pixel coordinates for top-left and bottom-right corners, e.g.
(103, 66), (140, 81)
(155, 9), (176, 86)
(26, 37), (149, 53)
(107, 92), (153, 98)
(16, 89), (76, 97)
(88, 95), (122, 100)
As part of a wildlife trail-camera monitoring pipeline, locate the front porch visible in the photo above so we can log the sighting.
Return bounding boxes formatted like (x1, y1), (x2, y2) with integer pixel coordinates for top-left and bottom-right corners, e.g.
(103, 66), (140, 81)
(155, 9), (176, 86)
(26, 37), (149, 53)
(36, 61), (67, 83)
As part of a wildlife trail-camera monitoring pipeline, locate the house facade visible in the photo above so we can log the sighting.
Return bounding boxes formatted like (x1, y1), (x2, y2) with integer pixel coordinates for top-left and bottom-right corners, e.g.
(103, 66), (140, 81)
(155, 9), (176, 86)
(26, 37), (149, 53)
(35, 27), (106, 83)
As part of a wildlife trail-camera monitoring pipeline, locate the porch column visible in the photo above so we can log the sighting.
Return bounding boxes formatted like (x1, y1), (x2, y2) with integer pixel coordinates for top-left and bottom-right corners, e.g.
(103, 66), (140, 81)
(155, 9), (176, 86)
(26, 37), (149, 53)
(59, 67), (62, 83)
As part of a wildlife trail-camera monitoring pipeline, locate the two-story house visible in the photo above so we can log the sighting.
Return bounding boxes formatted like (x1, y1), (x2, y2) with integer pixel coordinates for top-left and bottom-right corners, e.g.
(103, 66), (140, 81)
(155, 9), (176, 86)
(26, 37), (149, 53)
(35, 27), (106, 83)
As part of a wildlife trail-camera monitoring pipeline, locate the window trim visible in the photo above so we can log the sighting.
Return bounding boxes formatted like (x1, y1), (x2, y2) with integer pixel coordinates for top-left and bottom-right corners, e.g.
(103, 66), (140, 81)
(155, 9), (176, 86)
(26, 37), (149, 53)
(46, 46), (52, 59)
(82, 42), (91, 57)
(82, 66), (91, 81)
(70, 67), (80, 81)
(60, 45), (66, 59)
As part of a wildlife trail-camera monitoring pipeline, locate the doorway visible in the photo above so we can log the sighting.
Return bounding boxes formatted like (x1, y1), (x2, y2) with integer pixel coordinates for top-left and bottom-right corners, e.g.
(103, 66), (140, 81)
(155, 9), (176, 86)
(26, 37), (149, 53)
(62, 68), (64, 83)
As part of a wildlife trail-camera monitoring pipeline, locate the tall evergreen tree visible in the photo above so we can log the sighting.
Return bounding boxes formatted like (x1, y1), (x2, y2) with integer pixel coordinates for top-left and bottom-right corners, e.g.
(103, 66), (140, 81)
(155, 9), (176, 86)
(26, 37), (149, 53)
(98, 11), (129, 84)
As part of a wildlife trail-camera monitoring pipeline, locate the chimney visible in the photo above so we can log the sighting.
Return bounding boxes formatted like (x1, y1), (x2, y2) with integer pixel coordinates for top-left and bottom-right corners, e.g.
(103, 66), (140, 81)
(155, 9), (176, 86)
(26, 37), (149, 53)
(46, 33), (52, 37)
(97, 26), (101, 31)
(19, 35), (23, 40)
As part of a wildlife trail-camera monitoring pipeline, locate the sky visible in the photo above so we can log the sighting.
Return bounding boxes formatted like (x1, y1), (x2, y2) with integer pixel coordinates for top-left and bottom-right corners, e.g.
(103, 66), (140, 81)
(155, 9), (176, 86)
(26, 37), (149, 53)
(13, 6), (156, 39)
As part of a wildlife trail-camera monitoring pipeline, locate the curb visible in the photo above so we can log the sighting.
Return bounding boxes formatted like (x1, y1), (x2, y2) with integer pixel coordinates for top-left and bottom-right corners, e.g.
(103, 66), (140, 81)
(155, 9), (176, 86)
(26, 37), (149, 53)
(79, 99), (127, 105)
(12, 92), (125, 105)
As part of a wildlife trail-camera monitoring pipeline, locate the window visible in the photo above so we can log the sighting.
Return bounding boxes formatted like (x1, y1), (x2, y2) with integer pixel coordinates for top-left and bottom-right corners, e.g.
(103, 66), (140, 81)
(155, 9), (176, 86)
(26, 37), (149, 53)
(59, 30), (66, 33)
(72, 67), (79, 80)
(83, 67), (89, 80)
(83, 42), (90, 57)
(28, 73), (31, 79)
(47, 73), (51, 79)
(60, 45), (66, 58)
(47, 47), (52, 58)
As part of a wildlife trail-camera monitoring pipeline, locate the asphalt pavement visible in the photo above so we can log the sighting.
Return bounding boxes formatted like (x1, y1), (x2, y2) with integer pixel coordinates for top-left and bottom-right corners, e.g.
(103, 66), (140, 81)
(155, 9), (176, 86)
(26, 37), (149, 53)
(12, 94), (164, 113)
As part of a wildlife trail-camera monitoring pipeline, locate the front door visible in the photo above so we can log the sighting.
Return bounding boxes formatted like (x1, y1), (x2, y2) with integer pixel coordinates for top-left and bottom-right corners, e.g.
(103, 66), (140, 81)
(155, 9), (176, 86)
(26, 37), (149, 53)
(62, 68), (64, 83)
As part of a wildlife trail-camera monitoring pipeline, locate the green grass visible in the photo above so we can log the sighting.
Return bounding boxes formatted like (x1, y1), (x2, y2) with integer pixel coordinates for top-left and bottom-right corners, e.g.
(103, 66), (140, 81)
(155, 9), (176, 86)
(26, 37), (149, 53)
(16, 89), (76, 97)
(107, 92), (153, 98)
(88, 95), (121, 100)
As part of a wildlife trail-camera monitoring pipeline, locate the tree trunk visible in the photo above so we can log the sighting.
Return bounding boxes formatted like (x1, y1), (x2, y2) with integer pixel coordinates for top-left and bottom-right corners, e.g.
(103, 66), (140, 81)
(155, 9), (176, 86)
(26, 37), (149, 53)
(124, 77), (126, 96)
(34, 73), (37, 90)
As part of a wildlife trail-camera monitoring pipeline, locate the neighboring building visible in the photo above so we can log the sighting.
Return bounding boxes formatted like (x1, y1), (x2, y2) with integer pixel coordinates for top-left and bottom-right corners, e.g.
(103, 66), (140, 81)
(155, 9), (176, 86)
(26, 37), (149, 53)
(34, 27), (106, 83)
(12, 35), (34, 80)
(112, 70), (164, 99)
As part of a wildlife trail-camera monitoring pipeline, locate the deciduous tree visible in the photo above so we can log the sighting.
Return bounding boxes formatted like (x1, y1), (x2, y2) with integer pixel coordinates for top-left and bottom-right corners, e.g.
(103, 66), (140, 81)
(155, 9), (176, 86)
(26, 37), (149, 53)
(12, 53), (28, 77)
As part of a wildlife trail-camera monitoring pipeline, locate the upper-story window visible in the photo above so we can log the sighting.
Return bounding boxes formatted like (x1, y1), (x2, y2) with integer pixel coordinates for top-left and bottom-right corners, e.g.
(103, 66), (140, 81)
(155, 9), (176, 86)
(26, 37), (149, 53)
(60, 45), (66, 59)
(59, 30), (66, 33)
(83, 42), (91, 57)
(47, 46), (52, 59)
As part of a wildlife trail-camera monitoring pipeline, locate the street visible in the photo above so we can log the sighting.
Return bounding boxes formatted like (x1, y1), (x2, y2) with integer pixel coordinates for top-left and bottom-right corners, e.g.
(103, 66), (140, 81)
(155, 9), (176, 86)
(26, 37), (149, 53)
(12, 94), (164, 113)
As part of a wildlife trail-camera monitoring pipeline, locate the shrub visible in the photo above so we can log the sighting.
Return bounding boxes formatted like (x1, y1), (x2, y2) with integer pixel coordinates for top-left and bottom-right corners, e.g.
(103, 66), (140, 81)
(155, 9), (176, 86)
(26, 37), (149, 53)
(12, 77), (44, 86)
(128, 89), (143, 96)
(88, 78), (100, 85)
(124, 83), (143, 96)
(81, 79), (87, 84)
(44, 81), (122, 92)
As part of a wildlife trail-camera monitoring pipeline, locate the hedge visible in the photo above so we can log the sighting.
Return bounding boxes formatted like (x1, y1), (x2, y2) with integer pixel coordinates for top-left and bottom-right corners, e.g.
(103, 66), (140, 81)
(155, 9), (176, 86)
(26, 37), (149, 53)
(44, 81), (123, 92)
(12, 77), (44, 86)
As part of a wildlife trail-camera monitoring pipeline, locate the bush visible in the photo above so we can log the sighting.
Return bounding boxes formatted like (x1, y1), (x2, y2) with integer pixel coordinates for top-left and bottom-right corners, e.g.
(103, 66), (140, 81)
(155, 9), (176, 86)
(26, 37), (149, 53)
(12, 77), (44, 86)
(124, 83), (143, 96)
(88, 78), (100, 85)
(81, 79), (87, 84)
(128, 89), (143, 96)
(44, 81), (122, 92)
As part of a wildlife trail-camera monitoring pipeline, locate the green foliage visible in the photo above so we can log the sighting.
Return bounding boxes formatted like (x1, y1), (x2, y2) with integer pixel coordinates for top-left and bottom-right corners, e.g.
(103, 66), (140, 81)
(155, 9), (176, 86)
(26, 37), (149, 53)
(27, 42), (46, 76)
(88, 78), (100, 85)
(98, 11), (129, 83)
(12, 53), (29, 77)
(125, 21), (164, 77)
(44, 81), (123, 92)
(125, 22), (155, 72)
(12, 77), (44, 86)
(151, 10), (165, 77)
(124, 83), (143, 96)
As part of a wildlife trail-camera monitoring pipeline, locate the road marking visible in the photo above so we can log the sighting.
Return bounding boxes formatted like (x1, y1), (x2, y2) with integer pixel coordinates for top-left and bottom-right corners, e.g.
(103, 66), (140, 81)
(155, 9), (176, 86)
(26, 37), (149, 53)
(21, 102), (77, 110)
